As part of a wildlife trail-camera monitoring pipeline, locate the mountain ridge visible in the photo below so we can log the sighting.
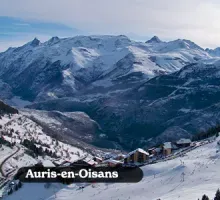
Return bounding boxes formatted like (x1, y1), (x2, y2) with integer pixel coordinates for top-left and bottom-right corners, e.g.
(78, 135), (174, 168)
(1, 35), (220, 149)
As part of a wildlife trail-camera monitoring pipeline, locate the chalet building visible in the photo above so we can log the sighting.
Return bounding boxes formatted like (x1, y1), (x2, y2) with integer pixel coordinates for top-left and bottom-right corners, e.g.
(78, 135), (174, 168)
(95, 163), (109, 167)
(148, 147), (162, 156)
(103, 152), (117, 160)
(163, 142), (172, 156)
(86, 159), (97, 166)
(103, 159), (123, 167)
(53, 160), (71, 167)
(176, 138), (191, 148)
(172, 143), (179, 150)
(71, 159), (96, 167)
(148, 148), (155, 155)
(154, 147), (163, 155)
(71, 160), (90, 166)
(124, 148), (149, 164)
(114, 153), (126, 161)
(93, 156), (103, 163)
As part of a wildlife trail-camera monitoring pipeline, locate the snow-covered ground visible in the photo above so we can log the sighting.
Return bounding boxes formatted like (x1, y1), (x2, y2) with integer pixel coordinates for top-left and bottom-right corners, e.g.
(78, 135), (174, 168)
(1, 35), (218, 104)
(0, 145), (36, 178)
(0, 111), (97, 197)
(0, 112), (97, 184)
(0, 146), (15, 164)
(0, 113), (87, 162)
(4, 137), (220, 200)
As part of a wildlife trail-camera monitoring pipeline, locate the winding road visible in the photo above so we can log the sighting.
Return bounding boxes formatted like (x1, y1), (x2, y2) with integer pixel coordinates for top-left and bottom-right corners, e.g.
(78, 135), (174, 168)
(0, 146), (21, 177)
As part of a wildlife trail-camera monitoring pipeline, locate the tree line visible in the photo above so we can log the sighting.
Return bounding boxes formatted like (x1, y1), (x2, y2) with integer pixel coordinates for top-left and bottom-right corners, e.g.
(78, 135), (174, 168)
(192, 124), (220, 141)
(21, 139), (58, 158)
(200, 189), (220, 200)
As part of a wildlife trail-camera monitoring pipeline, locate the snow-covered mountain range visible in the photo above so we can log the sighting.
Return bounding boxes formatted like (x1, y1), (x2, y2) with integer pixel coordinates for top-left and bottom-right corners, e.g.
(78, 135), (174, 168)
(1, 35), (220, 149)
(0, 35), (213, 102)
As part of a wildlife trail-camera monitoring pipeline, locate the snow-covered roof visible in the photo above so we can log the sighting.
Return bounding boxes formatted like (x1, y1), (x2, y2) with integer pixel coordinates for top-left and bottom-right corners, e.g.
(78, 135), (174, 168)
(103, 152), (117, 159)
(154, 147), (162, 152)
(86, 160), (97, 165)
(163, 142), (172, 149)
(42, 160), (55, 167)
(62, 162), (72, 167)
(176, 138), (191, 144)
(83, 157), (98, 165)
(118, 153), (126, 157)
(125, 148), (149, 158)
(113, 153), (126, 159)
(103, 159), (123, 164)
(94, 156), (102, 161)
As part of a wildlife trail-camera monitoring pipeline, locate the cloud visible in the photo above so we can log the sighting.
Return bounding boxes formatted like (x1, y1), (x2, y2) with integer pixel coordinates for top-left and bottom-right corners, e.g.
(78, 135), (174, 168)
(1, 0), (220, 48)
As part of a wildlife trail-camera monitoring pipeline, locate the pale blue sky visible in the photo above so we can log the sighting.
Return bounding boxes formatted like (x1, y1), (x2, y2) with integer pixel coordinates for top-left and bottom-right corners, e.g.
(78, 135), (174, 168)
(0, 16), (81, 51)
(1, 0), (220, 50)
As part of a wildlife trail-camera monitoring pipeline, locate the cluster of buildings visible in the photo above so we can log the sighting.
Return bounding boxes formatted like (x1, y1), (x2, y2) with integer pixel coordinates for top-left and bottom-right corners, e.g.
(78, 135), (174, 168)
(56, 138), (192, 167)
(103, 138), (192, 166)
(149, 138), (192, 157)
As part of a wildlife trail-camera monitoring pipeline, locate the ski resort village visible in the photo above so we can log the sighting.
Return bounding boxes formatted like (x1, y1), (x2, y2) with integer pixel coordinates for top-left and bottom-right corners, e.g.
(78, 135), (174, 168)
(2, 0), (220, 198)
(0, 101), (220, 200)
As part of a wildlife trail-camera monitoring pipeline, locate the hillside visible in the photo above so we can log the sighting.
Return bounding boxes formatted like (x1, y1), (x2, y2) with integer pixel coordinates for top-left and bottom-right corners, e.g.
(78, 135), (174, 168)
(21, 109), (104, 149)
(0, 104), (115, 180)
(29, 60), (220, 149)
(0, 112), (89, 162)
(0, 101), (18, 115)
(4, 136), (220, 200)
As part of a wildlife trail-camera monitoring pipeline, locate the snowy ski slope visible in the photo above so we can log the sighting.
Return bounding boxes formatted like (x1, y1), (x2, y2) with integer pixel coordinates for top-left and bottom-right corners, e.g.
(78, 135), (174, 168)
(5, 137), (220, 200)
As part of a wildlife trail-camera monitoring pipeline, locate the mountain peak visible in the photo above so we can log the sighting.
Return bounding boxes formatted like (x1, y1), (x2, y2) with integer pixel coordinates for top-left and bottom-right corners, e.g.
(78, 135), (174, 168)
(146, 36), (162, 43)
(47, 36), (60, 45)
(30, 38), (40, 47)
(174, 39), (203, 50)
(205, 47), (220, 56)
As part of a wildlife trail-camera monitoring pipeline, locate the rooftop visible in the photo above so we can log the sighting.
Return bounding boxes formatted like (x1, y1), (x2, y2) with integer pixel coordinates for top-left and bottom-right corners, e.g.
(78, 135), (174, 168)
(176, 138), (192, 144)
(125, 148), (150, 158)
(103, 159), (123, 164)
(163, 142), (172, 149)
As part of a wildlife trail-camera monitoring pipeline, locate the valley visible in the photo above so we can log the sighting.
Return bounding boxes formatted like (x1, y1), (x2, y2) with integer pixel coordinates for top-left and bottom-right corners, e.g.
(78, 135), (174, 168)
(1, 35), (220, 149)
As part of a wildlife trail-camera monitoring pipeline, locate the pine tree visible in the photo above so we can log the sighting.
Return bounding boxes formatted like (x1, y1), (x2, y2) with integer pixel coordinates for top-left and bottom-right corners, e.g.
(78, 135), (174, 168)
(18, 181), (22, 188)
(202, 194), (209, 200)
(214, 189), (220, 200)
(7, 188), (13, 195)
(15, 184), (18, 191)
(37, 146), (43, 155)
